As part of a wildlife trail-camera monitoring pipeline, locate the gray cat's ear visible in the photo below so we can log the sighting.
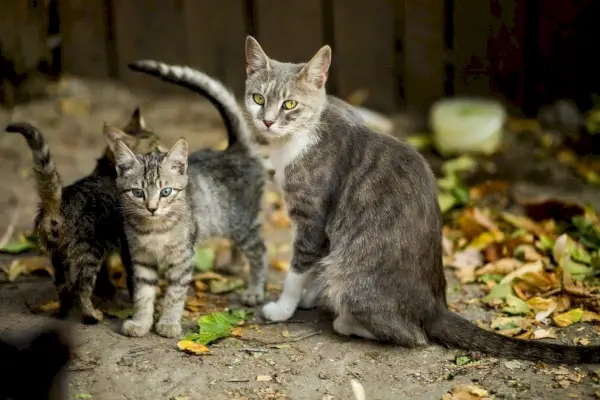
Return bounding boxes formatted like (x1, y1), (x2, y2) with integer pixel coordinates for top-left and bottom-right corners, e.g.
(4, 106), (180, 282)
(123, 107), (147, 135)
(245, 35), (269, 77)
(299, 45), (332, 89)
(113, 139), (139, 176)
(163, 138), (188, 175)
(103, 123), (130, 152)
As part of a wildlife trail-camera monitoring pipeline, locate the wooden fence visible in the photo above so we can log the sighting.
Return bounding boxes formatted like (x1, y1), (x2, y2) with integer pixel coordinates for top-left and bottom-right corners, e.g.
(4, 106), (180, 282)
(3, 1), (600, 114)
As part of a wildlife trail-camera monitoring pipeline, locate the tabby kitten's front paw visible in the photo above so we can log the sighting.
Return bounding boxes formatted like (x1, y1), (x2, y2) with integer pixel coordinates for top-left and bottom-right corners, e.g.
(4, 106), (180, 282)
(122, 319), (152, 337)
(262, 301), (295, 322)
(155, 321), (182, 338)
(241, 287), (265, 306)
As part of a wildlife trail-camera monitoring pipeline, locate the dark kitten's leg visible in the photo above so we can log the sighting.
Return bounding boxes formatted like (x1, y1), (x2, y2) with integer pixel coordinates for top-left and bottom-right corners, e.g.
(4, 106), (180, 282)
(118, 237), (135, 302)
(233, 225), (267, 306)
(72, 246), (105, 323)
(122, 263), (159, 337)
(156, 251), (195, 338)
(52, 254), (75, 319)
(93, 259), (117, 299)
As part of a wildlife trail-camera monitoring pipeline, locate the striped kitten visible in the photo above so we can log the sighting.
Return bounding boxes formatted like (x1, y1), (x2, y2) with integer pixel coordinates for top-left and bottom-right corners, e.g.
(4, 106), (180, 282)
(245, 36), (600, 364)
(5, 109), (164, 323)
(108, 61), (268, 338)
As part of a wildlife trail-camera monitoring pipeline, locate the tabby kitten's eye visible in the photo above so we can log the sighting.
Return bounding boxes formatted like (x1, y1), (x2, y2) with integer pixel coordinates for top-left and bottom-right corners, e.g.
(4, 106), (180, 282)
(160, 187), (172, 197)
(131, 189), (144, 198)
(252, 94), (265, 105)
(282, 100), (297, 110)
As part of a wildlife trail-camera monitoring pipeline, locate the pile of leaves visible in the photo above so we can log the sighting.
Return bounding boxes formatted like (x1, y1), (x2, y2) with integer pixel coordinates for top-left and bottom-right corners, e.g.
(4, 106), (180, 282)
(444, 200), (600, 339)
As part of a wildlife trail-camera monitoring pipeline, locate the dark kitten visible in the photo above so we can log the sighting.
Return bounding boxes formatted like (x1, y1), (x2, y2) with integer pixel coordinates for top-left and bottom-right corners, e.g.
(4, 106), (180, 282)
(0, 326), (71, 400)
(245, 35), (600, 364)
(5, 109), (165, 323)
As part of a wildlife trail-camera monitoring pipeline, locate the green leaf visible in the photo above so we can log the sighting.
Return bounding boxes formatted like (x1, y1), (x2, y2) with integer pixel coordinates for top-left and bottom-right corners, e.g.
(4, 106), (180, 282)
(455, 355), (472, 366)
(482, 282), (511, 304)
(536, 235), (555, 253)
(438, 192), (457, 214)
(186, 309), (252, 346)
(441, 155), (477, 177)
(571, 215), (600, 250)
(450, 185), (470, 206)
(104, 308), (135, 319)
(209, 277), (245, 294)
(194, 247), (215, 272)
(0, 237), (37, 254)
(405, 134), (432, 151)
(477, 274), (504, 284)
(502, 293), (530, 315)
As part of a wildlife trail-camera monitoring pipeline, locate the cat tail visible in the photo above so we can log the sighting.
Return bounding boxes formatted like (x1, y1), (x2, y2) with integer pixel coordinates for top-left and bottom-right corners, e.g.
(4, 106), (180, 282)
(426, 307), (600, 364)
(5, 123), (63, 217)
(127, 60), (251, 150)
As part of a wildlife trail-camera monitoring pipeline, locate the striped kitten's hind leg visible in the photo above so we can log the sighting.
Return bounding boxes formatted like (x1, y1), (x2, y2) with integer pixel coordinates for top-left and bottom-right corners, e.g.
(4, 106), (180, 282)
(122, 263), (159, 337)
(156, 254), (195, 338)
(233, 226), (267, 306)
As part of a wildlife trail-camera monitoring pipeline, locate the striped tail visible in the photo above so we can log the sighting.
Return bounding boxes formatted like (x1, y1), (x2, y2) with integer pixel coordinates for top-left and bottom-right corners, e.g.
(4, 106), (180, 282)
(128, 60), (250, 149)
(6, 122), (62, 219)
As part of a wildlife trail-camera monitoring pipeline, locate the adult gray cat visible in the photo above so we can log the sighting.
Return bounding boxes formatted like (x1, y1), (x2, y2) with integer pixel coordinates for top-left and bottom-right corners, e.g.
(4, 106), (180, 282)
(244, 35), (600, 364)
(106, 64), (268, 337)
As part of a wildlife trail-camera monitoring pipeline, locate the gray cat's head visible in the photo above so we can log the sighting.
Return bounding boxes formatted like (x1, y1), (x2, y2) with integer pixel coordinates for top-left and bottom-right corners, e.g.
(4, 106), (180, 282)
(104, 125), (189, 219)
(244, 35), (332, 140)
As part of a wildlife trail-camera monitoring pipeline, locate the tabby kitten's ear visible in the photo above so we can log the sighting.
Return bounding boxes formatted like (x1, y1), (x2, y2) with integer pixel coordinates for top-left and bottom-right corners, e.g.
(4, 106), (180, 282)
(123, 107), (148, 135)
(245, 35), (270, 77)
(162, 138), (188, 175)
(299, 45), (332, 89)
(113, 139), (140, 176)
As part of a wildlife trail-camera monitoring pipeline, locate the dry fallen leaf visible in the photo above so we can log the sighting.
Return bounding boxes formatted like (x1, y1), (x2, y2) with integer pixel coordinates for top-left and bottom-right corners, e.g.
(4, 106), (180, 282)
(230, 327), (243, 337)
(2, 257), (54, 282)
(270, 259), (290, 271)
(442, 384), (489, 400)
(36, 300), (60, 312)
(526, 297), (558, 321)
(553, 308), (584, 327)
(533, 328), (558, 339)
(194, 279), (208, 292)
(256, 375), (273, 382)
(270, 209), (291, 228)
(582, 310), (600, 323)
(177, 340), (210, 355)
(476, 258), (523, 277)
(446, 248), (484, 283)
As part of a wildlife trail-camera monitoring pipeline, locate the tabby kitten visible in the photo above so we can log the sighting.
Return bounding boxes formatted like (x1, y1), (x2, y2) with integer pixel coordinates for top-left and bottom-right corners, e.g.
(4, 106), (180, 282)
(107, 61), (269, 338)
(5, 109), (165, 323)
(126, 62), (268, 302)
(0, 326), (71, 400)
(244, 36), (600, 364)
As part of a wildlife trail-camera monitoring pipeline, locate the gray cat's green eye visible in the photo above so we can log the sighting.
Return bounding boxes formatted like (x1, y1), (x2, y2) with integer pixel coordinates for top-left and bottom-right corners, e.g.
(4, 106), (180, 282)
(131, 189), (144, 198)
(252, 94), (265, 105)
(160, 187), (172, 197)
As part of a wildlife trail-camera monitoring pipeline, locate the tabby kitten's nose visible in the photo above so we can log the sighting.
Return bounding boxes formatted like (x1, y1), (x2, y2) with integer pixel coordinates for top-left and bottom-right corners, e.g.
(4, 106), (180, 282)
(263, 120), (274, 128)
(147, 207), (157, 214)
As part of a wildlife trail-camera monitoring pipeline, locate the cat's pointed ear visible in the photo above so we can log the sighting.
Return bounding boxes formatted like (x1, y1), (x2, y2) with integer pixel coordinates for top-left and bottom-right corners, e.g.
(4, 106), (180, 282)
(163, 138), (188, 175)
(113, 139), (139, 176)
(123, 106), (148, 135)
(299, 45), (332, 89)
(103, 123), (130, 152)
(245, 35), (270, 77)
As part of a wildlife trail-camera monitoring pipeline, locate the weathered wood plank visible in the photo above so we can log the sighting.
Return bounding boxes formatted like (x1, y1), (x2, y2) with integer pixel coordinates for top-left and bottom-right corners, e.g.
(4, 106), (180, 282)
(453, 0), (492, 96)
(332, 0), (396, 112)
(58, 0), (111, 78)
(183, 0), (247, 96)
(254, 0), (324, 63)
(404, 0), (445, 111)
(112, 0), (189, 93)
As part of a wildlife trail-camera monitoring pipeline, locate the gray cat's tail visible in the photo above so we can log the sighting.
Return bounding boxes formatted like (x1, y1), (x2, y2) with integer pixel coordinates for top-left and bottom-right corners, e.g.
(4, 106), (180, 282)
(127, 60), (250, 150)
(5, 122), (63, 220)
(427, 308), (600, 364)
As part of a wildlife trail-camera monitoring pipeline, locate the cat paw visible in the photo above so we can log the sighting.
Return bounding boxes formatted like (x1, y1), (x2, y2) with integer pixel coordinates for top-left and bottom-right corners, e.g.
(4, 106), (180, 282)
(82, 307), (104, 324)
(241, 287), (265, 306)
(155, 321), (182, 338)
(121, 319), (151, 337)
(262, 301), (295, 322)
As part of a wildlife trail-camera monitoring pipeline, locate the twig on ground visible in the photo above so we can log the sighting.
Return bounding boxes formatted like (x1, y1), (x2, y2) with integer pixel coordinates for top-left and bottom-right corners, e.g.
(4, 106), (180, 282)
(236, 330), (323, 347)
(0, 206), (20, 249)
(226, 378), (250, 383)
(246, 319), (307, 326)
(240, 347), (271, 353)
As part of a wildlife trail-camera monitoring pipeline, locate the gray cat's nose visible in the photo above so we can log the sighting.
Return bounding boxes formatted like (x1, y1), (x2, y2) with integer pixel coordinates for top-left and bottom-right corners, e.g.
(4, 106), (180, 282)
(147, 207), (157, 214)
(263, 120), (274, 128)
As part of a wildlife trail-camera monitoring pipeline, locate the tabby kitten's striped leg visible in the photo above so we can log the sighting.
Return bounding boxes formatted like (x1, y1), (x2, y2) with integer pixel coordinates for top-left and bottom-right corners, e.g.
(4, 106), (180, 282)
(234, 225), (267, 306)
(155, 256), (194, 338)
(122, 264), (159, 337)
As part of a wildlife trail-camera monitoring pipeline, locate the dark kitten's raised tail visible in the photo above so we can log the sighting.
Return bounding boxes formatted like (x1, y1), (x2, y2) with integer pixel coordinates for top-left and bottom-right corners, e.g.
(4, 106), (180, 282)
(427, 308), (600, 364)
(127, 60), (250, 150)
(6, 122), (63, 221)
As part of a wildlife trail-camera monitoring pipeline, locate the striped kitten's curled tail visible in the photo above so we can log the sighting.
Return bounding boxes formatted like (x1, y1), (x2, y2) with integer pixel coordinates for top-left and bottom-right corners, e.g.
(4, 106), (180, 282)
(128, 60), (250, 149)
(6, 123), (62, 218)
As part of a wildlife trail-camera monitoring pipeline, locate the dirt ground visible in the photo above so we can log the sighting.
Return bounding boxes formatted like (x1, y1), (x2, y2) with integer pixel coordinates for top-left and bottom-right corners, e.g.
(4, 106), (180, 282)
(1, 77), (600, 400)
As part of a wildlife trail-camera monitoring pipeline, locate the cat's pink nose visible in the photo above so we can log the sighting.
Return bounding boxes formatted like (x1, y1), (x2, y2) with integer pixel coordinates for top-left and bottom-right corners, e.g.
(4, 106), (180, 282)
(263, 120), (274, 128)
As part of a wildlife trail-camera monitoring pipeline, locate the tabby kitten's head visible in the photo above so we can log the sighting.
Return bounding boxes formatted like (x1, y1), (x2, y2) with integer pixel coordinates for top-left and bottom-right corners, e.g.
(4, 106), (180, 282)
(103, 107), (168, 165)
(244, 35), (332, 140)
(105, 127), (189, 219)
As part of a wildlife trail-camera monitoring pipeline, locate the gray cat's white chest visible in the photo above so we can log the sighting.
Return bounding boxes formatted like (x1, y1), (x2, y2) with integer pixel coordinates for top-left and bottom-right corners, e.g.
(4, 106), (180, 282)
(269, 131), (316, 189)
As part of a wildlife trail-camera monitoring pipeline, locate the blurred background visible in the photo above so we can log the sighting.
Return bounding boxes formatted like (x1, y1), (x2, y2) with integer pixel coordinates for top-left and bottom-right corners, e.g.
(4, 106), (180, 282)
(3, 0), (600, 116)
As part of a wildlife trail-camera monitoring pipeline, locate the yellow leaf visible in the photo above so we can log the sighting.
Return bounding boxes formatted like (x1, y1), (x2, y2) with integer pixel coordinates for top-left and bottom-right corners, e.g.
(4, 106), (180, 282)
(3, 257), (54, 282)
(37, 300), (60, 312)
(270, 259), (290, 271)
(582, 311), (600, 323)
(194, 279), (208, 292)
(256, 375), (273, 382)
(230, 327), (243, 337)
(468, 232), (503, 251)
(193, 271), (226, 281)
(281, 329), (290, 338)
(215, 140), (228, 151)
(476, 258), (523, 277)
(442, 383), (489, 400)
(526, 297), (557, 313)
(265, 191), (281, 206)
(270, 209), (291, 229)
(177, 340), (210, 355)
(553, 308), (584, 327)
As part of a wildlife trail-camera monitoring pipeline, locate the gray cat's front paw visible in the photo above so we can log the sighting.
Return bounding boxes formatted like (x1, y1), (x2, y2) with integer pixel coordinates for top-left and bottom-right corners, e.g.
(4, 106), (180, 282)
(262, 301), (295, 322)
(155, 321), (182, 338)
(122, 319), (151, 337)
(241, 287), (265, 306)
